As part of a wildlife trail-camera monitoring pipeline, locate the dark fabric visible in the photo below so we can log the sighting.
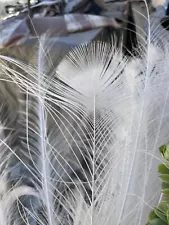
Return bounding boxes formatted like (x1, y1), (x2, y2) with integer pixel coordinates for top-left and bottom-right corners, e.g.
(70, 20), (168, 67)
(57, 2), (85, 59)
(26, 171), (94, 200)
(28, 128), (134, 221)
(86, 1), (101, 15)
(0, 12), (123, 48)
(0, 0), (131, 53)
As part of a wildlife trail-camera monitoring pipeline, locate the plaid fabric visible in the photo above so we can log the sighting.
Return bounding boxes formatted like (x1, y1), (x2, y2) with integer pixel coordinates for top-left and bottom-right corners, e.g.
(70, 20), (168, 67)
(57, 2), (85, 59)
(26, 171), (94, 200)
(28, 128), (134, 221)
(0, 17), (30, 48)
(101, 1), (128, 19)
(0, 0), (129, 48)
(0, 13), (123, 48)
(15, 0), (92, 15)
(64, 14), (120, 33)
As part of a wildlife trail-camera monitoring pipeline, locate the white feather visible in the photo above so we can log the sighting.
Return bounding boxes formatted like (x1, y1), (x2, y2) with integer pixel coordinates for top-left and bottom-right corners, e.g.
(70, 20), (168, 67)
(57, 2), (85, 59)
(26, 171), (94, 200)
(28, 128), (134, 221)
(53, 41), (169, 225)
(0, 2), (169, 224)
(47, 22), (169, 225)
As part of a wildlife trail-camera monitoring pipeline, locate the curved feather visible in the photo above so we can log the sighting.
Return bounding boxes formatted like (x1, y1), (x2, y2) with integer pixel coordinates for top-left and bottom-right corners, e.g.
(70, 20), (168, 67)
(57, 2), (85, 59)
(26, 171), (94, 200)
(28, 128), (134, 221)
(0, 2), (169, 224)
(47, 17), (169, 225)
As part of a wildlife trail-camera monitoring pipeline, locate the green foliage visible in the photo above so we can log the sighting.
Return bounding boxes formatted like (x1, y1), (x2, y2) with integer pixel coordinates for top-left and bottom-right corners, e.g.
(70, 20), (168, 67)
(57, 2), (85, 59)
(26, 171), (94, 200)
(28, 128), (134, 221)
(147, 145), (169, 225)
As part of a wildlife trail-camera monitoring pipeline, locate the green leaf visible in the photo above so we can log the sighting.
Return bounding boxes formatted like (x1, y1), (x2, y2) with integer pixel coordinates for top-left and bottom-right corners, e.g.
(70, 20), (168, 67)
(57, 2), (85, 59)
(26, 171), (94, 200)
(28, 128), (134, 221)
(149, 210), (158, 220)
(167, 209), (169, 223)
(158, 164), (169, 174)
(146, 145), (169, 225)
(154, 203), (168, 223)
(162, 195), (169, 202)
(162, 183), (169, 190)
(160, 145), (169, 161)
(159, 174), (169, 184)
(160, 145), (167, 154)
(157, 203), (169, 212)
(160, 201), (169, 208)
(149, 218), (167, 225)
(162, 189), (169, 195)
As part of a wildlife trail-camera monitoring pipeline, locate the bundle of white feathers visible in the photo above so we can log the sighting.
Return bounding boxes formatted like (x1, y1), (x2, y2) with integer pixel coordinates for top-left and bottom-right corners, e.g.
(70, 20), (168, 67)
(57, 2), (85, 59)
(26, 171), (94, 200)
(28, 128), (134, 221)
(0, 3), (169, 225)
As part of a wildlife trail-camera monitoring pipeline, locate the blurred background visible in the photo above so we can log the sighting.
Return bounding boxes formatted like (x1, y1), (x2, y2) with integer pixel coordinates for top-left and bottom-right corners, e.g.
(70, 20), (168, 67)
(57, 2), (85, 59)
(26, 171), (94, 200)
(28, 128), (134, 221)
(0, 1), (150, 19)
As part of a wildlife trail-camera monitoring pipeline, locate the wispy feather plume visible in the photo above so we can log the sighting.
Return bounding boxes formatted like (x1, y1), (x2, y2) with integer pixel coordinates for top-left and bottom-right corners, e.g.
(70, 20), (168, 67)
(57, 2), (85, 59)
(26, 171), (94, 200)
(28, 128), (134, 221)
(44, 19), (169, 225)
(52, 39), (169, 225)
(1, 2), (169, 224)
